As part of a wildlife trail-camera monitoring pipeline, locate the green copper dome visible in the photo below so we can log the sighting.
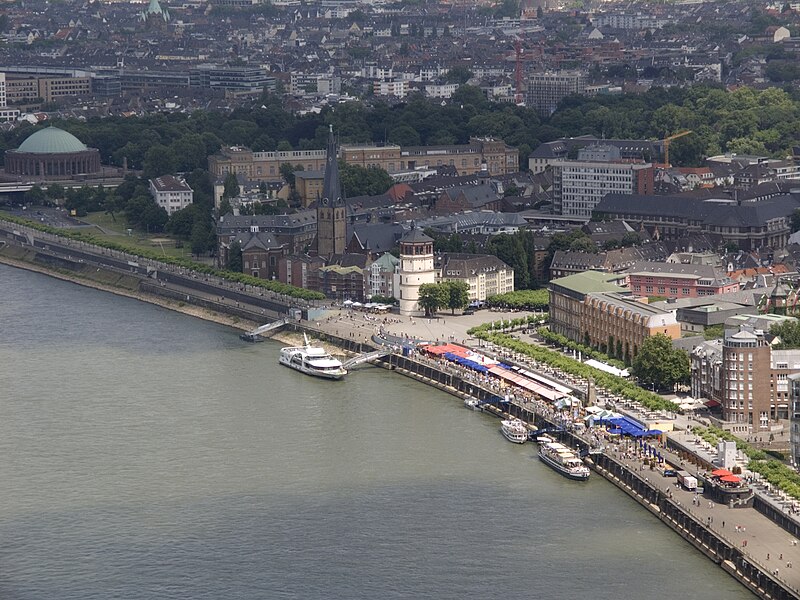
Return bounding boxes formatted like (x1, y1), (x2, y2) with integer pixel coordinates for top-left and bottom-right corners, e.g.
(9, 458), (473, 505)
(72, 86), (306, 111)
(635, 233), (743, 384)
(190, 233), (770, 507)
(17, 127), (88, 154)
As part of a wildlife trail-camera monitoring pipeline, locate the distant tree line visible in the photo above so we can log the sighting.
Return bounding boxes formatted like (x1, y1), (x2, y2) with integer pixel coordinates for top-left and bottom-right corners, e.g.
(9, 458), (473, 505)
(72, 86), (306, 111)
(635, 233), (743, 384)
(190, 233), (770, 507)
(3, 84), (799, 181)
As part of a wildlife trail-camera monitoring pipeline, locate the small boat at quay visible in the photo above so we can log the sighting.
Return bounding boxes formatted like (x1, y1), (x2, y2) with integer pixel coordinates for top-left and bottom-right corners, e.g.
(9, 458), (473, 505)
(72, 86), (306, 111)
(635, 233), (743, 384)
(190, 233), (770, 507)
(539, 442), (590, 481)
(464, 397), (483, 411)
(278, 334), (347, 380)
(501, 418), (528, 444)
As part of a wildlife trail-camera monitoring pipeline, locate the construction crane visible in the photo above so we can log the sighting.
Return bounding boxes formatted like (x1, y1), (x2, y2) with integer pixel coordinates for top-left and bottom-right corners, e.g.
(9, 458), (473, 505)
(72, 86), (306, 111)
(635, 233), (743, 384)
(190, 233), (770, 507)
(514, 40), (524, 105)
(663, 130), (693, 167)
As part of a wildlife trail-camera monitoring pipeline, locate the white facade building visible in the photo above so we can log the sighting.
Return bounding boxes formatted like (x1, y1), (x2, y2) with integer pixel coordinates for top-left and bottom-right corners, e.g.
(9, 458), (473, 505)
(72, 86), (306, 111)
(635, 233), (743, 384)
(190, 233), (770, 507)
(149, 175), (194, 215)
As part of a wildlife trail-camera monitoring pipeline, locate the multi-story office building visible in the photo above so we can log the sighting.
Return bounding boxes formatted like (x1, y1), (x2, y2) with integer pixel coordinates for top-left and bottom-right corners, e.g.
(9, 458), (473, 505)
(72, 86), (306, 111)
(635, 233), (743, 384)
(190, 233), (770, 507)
(373, 79), (410, 98)
(594, 191), (800, 251)
(529, 137), (661, 174)
(548, 271), (627, 343)
(368, 252), (400, 300)
(5, 75), (91, 103)
(189, 65), (275, 95)
(552, 145), (654, 217)
(526, 71), (587, 117)
(582, 292), (680, 360)
(0, 73), (19, 122)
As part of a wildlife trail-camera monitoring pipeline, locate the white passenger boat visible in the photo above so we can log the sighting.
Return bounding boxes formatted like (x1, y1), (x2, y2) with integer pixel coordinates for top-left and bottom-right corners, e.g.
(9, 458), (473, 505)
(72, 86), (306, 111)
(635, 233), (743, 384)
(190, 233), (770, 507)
(500, 418), (528, 444)
(538, 442), (590, 481)
(278, 334), (347, 380)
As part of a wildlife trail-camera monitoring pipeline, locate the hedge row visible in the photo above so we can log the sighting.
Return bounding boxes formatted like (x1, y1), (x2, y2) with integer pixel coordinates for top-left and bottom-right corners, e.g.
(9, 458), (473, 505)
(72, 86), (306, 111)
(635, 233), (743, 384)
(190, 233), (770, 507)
(0, 214), (326, 301)
(468, 325), (679, 413)
(536, 327), (627, 370)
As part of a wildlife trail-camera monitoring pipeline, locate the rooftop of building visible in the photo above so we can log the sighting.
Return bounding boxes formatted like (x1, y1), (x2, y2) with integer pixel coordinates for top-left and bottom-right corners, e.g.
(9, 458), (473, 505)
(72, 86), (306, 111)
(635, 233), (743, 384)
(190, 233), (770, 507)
(14, 126), (88, 154)
(549, 270), (625, 295)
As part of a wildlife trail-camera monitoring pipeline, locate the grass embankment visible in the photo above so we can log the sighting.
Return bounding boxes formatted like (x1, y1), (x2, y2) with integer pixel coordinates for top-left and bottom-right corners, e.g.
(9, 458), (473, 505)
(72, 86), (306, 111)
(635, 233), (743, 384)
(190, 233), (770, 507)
(78, 212), (191, 261)
(0, 212), (325, 301)
(468, 317), (679, 413)
(694, 425), (800, 500)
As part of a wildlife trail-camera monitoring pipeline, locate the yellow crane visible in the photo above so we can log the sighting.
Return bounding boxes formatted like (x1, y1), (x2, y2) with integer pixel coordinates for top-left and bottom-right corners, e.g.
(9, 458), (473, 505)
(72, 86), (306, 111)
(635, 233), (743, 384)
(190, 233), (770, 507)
(663, 130), (692, 167)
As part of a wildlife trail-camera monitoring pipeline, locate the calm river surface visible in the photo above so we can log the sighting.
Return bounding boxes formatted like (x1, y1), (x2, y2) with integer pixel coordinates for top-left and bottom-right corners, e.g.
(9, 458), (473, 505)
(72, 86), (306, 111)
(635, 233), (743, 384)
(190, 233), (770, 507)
(0, 264), (754, 599)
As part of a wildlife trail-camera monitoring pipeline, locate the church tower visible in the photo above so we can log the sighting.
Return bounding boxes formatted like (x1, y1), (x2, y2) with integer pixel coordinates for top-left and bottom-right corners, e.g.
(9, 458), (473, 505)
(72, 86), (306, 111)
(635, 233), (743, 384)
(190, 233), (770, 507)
(315, 126), (346, 258)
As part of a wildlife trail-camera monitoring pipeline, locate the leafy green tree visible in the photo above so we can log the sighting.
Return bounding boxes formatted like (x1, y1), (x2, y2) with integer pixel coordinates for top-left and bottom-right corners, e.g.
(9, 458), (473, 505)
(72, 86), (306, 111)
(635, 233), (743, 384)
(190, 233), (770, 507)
(771, 320), (800, 348)
(165, 204), (198, 238)
(445, 67), (473, 85)
(340, 163), (393, 197)
(142, 144), (177, 179)
(24, 185), (46, 205)
(227, 240), (243, 272)
(569, 236), (597, 253)
(418, 283), (448, 317)
(487, 233), (530, 289)
(445, 280), (470, 314)
(190, 218), (215, 256)
(222, 173), (240, 200)
(46, 183), (65, 202)
(631, 334), (689, 391)
(219, 198), (233, 216)
(279, 163), (303, 187)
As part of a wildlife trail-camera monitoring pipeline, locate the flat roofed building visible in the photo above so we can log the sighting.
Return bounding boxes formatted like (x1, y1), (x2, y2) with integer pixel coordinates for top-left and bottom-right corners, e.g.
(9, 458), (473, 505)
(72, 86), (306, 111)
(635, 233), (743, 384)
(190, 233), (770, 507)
(552, 144), (654, 217)
(526, 71), (587, 117)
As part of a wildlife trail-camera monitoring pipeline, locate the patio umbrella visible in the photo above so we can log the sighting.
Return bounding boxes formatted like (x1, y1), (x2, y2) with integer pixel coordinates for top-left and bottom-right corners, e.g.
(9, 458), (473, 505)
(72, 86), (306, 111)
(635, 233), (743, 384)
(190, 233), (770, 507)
(712, 469), (733, 477)
(720, 474), (741, 484)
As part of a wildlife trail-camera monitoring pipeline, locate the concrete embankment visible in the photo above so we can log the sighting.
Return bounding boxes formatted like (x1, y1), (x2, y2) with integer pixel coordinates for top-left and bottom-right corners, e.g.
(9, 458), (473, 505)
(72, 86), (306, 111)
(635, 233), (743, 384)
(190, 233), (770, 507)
(0, 242), (260, 332)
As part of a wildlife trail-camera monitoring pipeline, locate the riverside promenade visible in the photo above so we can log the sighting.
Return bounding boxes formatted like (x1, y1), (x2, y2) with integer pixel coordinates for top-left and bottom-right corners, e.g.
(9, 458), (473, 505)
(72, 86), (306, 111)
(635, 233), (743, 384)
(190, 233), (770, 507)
(304, 306), (800, 599)
(4, 218), (800, 596)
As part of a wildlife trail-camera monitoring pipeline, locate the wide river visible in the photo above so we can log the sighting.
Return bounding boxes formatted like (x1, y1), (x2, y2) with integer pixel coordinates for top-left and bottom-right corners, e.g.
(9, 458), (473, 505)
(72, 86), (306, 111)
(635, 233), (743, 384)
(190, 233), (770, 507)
(0, 264), (754, 599)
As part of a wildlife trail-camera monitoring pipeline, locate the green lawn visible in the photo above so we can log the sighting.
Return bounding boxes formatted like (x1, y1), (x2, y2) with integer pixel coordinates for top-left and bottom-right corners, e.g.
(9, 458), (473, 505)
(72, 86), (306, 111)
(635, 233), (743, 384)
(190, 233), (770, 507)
(76, 212), (194, 260)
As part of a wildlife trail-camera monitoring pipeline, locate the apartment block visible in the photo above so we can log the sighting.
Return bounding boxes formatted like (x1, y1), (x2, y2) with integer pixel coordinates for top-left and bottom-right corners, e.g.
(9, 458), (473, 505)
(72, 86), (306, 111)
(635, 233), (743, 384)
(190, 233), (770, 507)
(526, 71), (587, 117)
(435, 253), (515, 302)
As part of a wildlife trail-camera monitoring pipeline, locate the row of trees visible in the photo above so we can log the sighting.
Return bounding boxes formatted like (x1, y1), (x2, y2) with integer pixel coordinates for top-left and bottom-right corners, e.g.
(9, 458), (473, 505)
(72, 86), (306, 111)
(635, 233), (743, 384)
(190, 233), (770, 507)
(5, 84), (799, 183)
(468, 324), (679, 413)
(417, 281), (470, 316)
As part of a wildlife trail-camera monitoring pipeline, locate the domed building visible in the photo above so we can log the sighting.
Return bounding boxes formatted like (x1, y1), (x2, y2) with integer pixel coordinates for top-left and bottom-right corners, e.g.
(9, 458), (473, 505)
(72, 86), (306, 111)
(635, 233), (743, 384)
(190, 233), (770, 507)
(4, 127), (101, 179)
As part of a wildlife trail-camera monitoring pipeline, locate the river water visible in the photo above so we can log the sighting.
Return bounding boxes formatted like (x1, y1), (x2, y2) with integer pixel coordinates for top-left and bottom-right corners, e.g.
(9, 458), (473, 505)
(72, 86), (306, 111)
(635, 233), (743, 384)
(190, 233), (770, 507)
(0, 264), (753, 599)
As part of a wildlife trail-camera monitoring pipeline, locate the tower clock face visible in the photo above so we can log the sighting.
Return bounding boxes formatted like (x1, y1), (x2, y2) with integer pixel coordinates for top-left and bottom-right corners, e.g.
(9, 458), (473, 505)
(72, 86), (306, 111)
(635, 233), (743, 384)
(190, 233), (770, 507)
(322, 197), (329, 206)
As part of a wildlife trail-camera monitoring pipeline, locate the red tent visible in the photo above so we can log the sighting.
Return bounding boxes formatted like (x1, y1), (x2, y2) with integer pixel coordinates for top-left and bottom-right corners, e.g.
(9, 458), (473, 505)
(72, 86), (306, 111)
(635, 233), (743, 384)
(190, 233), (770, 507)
(712, 468), (733, 477)
(720, 474), (741, 484)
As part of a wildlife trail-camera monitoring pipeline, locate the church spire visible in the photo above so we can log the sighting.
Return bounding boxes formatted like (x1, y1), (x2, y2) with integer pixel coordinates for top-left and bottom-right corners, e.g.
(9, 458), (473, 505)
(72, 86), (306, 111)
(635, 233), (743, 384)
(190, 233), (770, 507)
(321, 124), (342, 207)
